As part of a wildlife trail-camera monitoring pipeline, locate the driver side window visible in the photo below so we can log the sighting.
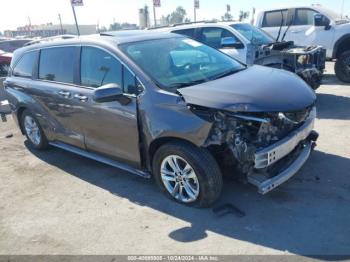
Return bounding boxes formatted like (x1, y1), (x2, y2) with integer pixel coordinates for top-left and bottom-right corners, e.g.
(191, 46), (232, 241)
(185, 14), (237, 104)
(80, 46), (122, 88)
(294, 8), (318, 26)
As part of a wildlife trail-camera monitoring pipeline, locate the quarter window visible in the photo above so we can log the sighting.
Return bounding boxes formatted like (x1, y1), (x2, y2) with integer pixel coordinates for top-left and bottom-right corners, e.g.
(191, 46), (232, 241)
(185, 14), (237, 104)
(123, 67), (140, 95)
(81, 47), (122, 88)
(12, 51), (37, 78)
(294, 9), (318, 25)
(172, 29), (196, 39)
(39, 47), (77, 83)
(262, 9), (288, 27)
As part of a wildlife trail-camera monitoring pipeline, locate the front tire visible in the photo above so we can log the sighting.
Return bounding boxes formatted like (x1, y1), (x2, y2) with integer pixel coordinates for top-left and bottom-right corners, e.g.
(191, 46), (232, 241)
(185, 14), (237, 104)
(335, 50), (350, 83)
(152, 141), (223, 207)
(0, 62), (9, 77)
(21, 109), (48, 150)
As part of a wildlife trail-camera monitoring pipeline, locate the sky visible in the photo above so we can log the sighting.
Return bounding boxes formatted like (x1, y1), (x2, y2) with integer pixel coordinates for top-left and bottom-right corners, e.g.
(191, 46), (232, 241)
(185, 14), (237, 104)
(0, 0), (349, 32)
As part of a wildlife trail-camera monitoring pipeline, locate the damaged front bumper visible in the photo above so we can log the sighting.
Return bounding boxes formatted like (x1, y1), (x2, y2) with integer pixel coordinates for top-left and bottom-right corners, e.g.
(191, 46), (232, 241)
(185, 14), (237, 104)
(248, 138), (316, 194)
(248, 107), (318, 194)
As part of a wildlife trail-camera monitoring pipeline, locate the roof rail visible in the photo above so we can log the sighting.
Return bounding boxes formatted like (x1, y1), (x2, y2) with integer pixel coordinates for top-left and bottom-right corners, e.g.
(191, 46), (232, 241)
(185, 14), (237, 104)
(148, 20), (240, 30)
(24, 35), (77, 46)
(148, 20), (217, 30)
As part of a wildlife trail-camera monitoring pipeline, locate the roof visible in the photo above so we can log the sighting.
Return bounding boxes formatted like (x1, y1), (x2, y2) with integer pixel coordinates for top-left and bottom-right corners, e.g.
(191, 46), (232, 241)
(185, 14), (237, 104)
(11, 30), (183, 62)
(20, 30), (182, 49)
(151, 21), (245, 32)
(98, 30), (182, 44)
(257, 4), (333, 14)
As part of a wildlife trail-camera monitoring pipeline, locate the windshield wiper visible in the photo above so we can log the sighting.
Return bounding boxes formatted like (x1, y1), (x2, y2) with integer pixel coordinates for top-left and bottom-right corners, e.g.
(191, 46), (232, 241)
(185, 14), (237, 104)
(168, 79), (206, 89)
(211, 68), (244, 80)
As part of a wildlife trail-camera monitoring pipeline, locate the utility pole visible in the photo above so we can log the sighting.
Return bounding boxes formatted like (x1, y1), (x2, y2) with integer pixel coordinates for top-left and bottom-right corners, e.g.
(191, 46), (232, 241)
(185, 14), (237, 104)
(58, 14), (63, 35)
(153, 0), (160, 27)
(70, 2), (80, 36)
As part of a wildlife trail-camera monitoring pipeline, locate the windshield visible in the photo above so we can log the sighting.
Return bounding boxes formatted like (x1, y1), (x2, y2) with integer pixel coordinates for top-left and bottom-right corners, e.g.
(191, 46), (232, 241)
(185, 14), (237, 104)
(231, 23), (274, 45)
(318, 7), (342, 20)
(119, 37), (245, 91)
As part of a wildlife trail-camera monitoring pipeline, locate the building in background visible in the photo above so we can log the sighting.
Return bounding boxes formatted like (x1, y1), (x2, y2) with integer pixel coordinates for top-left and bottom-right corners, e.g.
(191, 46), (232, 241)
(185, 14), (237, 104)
(139, 6), (150, 29)
(4, 23), (96, 38)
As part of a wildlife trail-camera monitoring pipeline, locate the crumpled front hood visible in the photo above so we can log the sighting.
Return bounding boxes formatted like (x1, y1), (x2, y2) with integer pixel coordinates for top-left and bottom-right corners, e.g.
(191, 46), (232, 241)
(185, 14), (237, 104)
(178, 65), (316, 112)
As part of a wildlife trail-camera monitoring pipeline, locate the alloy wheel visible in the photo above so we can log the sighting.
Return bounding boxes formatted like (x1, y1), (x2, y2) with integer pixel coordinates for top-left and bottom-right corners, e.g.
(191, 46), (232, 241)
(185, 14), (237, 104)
(24, 115), (42, 146)
(160, 155), (200, 203)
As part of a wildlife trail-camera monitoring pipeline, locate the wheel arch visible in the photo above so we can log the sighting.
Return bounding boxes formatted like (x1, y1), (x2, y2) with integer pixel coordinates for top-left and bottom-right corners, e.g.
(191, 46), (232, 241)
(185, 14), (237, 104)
(333, 34), (350, 59)
(17, 106), (27, 134)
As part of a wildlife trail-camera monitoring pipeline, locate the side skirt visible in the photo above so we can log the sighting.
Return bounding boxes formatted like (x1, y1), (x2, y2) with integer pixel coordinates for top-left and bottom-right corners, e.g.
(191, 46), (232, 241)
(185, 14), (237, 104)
(49, 141), (151, 179)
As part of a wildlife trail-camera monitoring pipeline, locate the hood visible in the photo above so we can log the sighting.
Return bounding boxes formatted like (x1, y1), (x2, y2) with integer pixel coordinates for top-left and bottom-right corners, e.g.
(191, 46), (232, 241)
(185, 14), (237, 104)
(0, 52), (12, 63)
(178, 65), (316, 113)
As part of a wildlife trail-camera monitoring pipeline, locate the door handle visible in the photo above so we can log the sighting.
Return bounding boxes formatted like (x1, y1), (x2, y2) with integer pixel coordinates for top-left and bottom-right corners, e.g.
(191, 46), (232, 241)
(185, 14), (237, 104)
(291, 30), (303, 33)
(74, 94), (88, 102)
(58, 90), (71, 98)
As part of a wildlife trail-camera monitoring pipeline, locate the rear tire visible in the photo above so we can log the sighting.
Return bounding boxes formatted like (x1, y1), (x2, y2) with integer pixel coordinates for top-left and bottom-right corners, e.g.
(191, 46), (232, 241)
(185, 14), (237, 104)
(335, 50), (350, 83)
(152, 141), (223, 207)
(21, 109), (48, 150)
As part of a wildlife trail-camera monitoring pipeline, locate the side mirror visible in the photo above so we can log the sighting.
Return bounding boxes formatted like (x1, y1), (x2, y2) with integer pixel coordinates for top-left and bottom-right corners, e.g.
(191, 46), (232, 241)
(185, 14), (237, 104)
(221, 37), (244, 49)
(314, 14), (331, 30)
(93, 83), (131, 105)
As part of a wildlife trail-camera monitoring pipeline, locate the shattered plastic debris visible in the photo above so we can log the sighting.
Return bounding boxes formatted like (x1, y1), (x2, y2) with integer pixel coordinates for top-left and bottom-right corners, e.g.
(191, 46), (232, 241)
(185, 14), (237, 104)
(212, 203), (246, 218)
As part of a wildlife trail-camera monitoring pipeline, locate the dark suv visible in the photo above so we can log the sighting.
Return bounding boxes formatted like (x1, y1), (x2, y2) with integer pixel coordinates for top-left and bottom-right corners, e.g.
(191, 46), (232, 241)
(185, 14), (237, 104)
(4, 31), (318, 207)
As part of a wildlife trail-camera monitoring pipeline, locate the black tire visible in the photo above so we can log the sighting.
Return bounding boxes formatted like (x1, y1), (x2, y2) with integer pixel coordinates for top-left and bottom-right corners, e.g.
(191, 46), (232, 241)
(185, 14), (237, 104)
(335, 50), (350, 83)
(152, 141), (223, 207)
(20, 109), (48, 150)
(0, 62), (9, 77)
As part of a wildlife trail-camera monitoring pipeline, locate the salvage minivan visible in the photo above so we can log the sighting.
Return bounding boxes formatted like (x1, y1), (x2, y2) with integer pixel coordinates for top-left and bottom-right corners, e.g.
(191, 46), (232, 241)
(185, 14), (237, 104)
(4, 31), (318, 207)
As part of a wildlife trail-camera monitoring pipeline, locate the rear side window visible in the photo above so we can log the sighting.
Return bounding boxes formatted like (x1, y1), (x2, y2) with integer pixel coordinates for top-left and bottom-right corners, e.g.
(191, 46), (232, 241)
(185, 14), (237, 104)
(262, 9), (288, 27)
(294, 8), (318, 25)
(199, 27), (239, 49)
(39, 47), (77, 84)
(12, 51), (37, 78)
(80, 47), (122, 88)
(172, 29), (196, 39)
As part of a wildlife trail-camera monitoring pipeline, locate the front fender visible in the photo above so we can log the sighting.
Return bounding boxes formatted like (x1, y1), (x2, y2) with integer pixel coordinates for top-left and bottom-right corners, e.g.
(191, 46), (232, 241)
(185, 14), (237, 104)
(138, 90), (212, 151)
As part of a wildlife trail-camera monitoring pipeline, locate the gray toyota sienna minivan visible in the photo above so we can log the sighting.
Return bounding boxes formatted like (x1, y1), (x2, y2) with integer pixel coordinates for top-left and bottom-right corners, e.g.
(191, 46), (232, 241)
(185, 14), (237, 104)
(4, 31), (318, 207)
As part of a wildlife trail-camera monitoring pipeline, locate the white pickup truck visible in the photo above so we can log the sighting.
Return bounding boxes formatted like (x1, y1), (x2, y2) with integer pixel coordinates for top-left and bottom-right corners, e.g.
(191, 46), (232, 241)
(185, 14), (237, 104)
(255, 5), (350, 82)
(153, 22), (326, 89)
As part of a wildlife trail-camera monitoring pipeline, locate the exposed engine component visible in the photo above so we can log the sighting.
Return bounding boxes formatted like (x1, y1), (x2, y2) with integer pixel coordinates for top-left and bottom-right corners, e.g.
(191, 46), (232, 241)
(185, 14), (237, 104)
(253, 42), (326, 90)
(196, 105), (314, 177)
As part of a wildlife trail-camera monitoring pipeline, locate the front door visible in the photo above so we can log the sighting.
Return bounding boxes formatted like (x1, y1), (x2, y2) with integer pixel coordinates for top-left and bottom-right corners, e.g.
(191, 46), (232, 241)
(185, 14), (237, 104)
(71, 46), (142, 167)
(287, 8), (334, 52)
